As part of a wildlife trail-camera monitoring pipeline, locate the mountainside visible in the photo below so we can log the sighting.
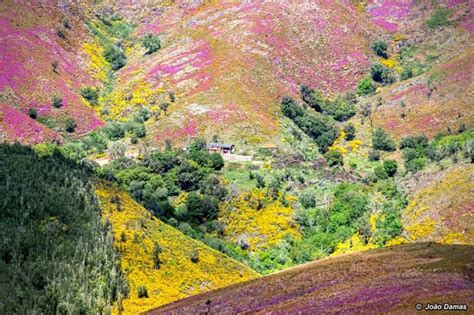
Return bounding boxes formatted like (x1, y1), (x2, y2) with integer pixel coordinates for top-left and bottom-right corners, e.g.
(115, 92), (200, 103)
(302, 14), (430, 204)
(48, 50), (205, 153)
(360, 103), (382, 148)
(0, 144), (127, 314)
(96, 183), (259, 314)
(1, 1), (473, 314)
(117, 0), (375, 146)
(0, 0), (103, 143)
(148, 243), (474, 314)
(1, 1), (471, 147)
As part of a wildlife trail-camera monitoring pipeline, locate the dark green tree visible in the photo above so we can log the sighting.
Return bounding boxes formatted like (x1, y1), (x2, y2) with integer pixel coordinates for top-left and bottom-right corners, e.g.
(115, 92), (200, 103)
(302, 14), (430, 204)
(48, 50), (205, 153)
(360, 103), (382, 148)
(52, 94), (62, 108)
(104, 44), (126, 70)
(65, 117), (77, 133)
(28, 108), (38, 119)
(372, 127), (396, 151)
(383, 160), (398, 177)
(344, 123), (356, 140)
(300, 85), (324, 112)
(371, 40), (388, 58)
(141, 33), (161, 54)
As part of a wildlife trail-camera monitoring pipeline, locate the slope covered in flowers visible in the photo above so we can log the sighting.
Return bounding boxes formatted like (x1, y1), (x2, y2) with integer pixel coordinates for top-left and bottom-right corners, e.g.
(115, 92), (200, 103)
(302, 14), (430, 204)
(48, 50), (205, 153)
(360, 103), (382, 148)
(360, 0), (474, 139)
(0, 1), (103, 142)
(148, 243), (474, 314)
(402, 164), (474, 244)
(96, 183), (259, 315)
(219, 190), (300, 250)
(109, 0), (375, 146)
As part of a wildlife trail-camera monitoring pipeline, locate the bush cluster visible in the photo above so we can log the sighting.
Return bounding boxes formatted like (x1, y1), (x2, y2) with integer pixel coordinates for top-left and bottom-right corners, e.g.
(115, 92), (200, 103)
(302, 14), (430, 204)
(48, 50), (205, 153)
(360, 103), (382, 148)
(98, 138), (226, 230)
(104, 44), (127, 70)
(281, 96), (339, 152)
(141, 33), (161, 54)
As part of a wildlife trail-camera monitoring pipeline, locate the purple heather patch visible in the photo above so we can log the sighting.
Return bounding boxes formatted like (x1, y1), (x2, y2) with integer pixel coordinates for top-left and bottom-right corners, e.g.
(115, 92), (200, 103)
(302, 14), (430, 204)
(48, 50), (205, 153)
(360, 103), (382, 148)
(0, 103), (61, 144)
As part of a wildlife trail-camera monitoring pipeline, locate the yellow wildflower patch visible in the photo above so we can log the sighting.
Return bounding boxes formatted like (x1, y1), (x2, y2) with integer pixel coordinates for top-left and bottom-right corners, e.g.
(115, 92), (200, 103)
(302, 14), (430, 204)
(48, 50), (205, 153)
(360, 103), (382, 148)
(405, 218), (436, 241)
(380, 57), (399, 69)
(82, 41), (109, 82)
(328, 129), (348, 154)
(99, 78), (166, 120)
(219, 190), (300, 250)
(386, 236), (408, 246)
(440, 233), (467, 245)
(96, 184), (259, 314)
(347, 139), (362, 153)
(171, 191), (188, 208)
(393, 33), (406, 42)
(369, 213), (378, 233)
(331, 233), (377, 256)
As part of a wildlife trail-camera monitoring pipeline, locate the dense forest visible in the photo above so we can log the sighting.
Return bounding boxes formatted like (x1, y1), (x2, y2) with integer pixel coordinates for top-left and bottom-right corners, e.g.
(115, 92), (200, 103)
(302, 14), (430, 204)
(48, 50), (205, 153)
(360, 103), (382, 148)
(0, 144), (128, 314)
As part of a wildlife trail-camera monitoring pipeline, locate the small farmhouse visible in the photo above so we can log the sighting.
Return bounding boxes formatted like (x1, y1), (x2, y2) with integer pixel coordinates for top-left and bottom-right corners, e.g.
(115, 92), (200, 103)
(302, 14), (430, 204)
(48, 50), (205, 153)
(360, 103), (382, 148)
(207, 143), (235, 154)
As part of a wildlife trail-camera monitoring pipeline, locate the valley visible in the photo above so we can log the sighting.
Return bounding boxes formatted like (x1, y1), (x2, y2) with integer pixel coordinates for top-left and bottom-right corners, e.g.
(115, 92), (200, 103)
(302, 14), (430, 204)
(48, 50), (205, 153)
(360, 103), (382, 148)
(0, 0), (473, 314)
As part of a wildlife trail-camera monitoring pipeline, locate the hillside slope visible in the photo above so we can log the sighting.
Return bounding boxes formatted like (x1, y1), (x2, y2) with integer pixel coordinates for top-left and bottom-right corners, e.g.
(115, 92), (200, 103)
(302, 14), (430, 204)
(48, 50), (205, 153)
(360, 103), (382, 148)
(0, 0), (103, 143)
(1, 1), (472, 147)
(148, 243), (474, 314)
(96, 183), (259, 314)
(105, 0), (376, 146)
(0, 144), (127, 314)
(402, 163), (474, 244)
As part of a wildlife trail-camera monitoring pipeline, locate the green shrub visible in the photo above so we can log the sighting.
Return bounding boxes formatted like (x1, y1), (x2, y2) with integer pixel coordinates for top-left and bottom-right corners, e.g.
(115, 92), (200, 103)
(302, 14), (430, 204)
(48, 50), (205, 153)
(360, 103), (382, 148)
(185, 192), (219, 224)
(403, 147), (426, 173)
(281, 96), (304, 119)
(255, 173), (266, 188)
(190, 249), (200, 263)
(159, 102), (170, 115)
(372, 127), (396, 151)
(80, 87), (100, 106)
(300, 85), (324, 112)
(120, 231), (127, 242)
(56, 25), (66, 39)
(426, 8), (452, 29)
(374, 166), (388, 180)
(137, 286), (148, 298)
(127, 122), (146, 139)
(141, 33), (161, 54)
(465, 140), (474, 163)
(328, 183), (369, 234)
(371, 40), (388, 58)
(62, 17), (71, 29)
(372, 206), (402, 246)
(325, 150), (343, 167)
(400, 67), (413, 80)
(400, 135), (429, 149)
(105, 122), (126, 140)
(104, 44), (126, 70)
(322, 97), (356, 122)
(51, 60), (59, 73)
(368, 149), (381, 161)
(52, 94), (62, 108)
(343, 123), (356, 141)
(209, 153), (224, 170)
(357, 77), (376, 96)
(28, 108), (38, 119)
(152, 244), (163, 269)
(134, 107), (151, 122)
(65, 117), (77, 133)
(281, 96), (338, 152)
(383, 160), (398, 177)
(371, 63), (395, 84)
(299, 189), (316, 209)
